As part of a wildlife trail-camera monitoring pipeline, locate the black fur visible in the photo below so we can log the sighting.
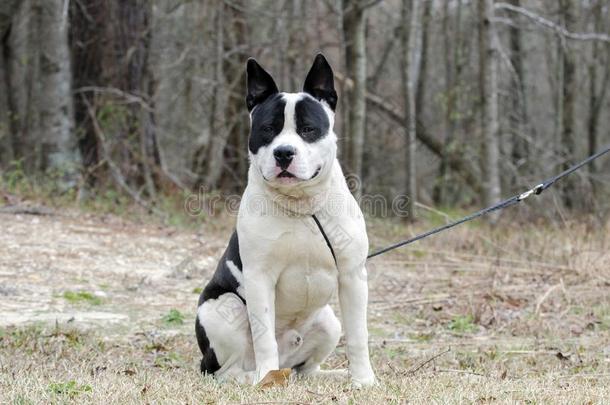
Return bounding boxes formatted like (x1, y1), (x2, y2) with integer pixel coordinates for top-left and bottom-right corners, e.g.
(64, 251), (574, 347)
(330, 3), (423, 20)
(195, 317), (220, 374)
(246, 58), (279, 112)
(303, 54), (337, 111)
(249, 93), (286, 154)
(196, 230), (245, 375)
(295, 97), (330, 143)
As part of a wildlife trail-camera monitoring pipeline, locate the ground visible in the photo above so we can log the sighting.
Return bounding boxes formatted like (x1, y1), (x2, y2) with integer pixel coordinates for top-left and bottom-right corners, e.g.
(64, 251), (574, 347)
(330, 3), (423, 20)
(1, 204), (609, 404)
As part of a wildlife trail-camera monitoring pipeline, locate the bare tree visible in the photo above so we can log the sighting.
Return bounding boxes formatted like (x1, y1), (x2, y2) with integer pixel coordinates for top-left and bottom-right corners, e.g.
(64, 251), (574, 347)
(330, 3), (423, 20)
(508, 0), (529, 173)
(559, 0), (576, 208)
(402, 0), (426, 221)
(342, 0), (369, 197)
(478, 0), (501, 214)
(587, 0), (609, 197)
(434, 0), (464, 205)
(37, 0), (81, 187)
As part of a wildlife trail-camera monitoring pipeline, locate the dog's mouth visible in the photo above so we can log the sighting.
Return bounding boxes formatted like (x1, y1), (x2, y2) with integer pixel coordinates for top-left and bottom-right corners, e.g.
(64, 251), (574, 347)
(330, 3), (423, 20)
(278, 171), (296, 178)
(264, 166), (322, 183)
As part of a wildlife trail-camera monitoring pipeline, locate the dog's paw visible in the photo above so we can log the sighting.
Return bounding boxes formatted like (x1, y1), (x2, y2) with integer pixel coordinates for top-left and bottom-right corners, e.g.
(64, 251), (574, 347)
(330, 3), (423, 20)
(350, 369), (377, 389)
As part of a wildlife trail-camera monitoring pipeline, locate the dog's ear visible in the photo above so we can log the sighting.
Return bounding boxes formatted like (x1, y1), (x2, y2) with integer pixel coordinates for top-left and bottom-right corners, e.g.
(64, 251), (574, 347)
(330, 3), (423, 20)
(303, 53), (337, 111)
(246, 58), (279, 112)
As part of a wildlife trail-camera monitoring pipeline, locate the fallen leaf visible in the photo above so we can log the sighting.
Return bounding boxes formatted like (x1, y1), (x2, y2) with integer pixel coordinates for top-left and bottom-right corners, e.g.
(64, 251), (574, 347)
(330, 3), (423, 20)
(258, 368), (291, 389)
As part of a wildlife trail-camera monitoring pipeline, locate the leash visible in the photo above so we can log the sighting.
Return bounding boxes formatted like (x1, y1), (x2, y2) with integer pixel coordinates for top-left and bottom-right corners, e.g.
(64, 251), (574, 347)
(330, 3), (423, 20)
(366, 144), (610, 259)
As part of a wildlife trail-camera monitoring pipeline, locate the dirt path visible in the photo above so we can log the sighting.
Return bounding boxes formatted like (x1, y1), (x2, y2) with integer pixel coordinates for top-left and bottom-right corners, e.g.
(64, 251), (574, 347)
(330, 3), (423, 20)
(0, 211), (220, 331)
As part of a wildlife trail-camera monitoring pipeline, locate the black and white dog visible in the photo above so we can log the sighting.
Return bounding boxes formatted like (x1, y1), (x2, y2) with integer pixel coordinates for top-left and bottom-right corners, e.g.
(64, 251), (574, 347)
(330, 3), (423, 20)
(195, 54), (375, 387)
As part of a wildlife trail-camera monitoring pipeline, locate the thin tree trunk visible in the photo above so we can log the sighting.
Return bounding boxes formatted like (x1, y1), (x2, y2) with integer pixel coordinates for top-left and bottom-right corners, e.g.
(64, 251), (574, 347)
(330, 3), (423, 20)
(559, 0), (576, 209)
(37, 0), (80, 187)
(402, 0), (424, 221)
(0, 0), (20, 163)
(586, 0), (609, 198)
(434, 0), (463, 205)
(508, 0), (528, 174)
(342, 0), (367, 198)
(478, 0), (501, 215)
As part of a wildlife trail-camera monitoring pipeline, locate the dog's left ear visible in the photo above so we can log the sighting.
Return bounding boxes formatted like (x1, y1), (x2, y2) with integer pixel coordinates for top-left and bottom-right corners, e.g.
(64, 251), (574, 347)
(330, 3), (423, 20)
(303, 53), (337, 111)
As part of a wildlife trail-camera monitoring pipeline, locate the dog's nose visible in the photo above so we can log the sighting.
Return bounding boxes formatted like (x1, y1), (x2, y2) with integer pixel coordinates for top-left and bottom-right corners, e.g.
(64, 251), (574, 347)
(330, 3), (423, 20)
(273, 145), (295, 169)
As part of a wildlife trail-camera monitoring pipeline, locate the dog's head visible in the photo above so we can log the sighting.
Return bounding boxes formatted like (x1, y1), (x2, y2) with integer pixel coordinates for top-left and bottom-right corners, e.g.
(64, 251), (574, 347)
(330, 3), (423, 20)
(245, 54), (338, 189)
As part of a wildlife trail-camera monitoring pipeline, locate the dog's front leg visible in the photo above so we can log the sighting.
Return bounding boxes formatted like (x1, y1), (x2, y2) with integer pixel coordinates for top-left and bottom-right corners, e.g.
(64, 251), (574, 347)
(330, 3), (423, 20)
(338, 266), (376, 387)
(243, 268), (279, 384)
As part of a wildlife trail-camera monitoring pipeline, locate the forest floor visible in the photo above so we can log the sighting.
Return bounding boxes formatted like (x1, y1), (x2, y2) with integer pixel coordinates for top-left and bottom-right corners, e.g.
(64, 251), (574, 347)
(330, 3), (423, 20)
(1, 197), (609, 404)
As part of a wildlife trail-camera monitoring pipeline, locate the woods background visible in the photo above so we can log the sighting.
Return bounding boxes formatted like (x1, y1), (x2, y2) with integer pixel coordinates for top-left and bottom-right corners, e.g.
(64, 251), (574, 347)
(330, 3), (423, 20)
(1, 0), (609, 219)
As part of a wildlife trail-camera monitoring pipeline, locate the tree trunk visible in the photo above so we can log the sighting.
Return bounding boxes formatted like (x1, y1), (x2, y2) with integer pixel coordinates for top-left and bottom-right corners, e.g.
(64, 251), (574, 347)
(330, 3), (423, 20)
(37, 0), (81, 188)
(586, 0), (609, 199)
(434, 0), (463, 206)
(559, 0), (576, 209)
(402, 0), (424, 221)
(508, 0), (529, 177)
(342, 0), (367, 198)
(0, 0), (21, 164)
(478, 0), (501, 215)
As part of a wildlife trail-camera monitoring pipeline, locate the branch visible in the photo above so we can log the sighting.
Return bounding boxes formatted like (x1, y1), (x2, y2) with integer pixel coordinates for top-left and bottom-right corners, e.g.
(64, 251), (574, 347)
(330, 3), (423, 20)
(334, 73), (483, 195)
(83, 97), (167, 219)
(364, 91), (483, 195)
(495, 2), (610, 43)
(74, 86), (154, 111)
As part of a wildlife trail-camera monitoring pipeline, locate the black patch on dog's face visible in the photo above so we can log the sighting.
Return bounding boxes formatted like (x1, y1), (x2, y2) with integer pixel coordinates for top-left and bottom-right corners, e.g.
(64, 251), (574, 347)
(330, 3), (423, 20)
(295, 97), (330, 143)
(249, 93), (286, 154)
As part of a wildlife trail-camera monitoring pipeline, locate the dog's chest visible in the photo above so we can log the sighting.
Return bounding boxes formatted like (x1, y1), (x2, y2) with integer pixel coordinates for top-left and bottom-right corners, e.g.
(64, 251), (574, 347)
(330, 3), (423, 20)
(272, 225), (338, 318)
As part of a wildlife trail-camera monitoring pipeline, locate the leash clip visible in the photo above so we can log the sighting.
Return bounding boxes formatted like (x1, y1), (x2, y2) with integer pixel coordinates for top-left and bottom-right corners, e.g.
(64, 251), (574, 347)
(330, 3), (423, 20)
(518, 183), (544, 201)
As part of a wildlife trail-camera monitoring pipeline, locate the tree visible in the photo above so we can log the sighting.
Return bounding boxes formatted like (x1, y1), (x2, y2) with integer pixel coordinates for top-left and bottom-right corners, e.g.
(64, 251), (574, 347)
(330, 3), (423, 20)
(508, 0), (529, 177)
(586, 0), (609, 198)
(559, 0), (576, 209)
(478, 0), (501, 215)
(37, 0), (81, 188)
(402, 0), (426, 221)
(342, 0), (369, 198)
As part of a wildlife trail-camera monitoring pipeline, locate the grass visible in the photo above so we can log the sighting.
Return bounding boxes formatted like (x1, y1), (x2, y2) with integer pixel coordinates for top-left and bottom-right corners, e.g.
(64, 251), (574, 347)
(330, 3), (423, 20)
(62, 291), (103, 306)
(161, 309), (185, 326)
(48, 380), (92, 399)
(1, 185), (610, 403)
(447, 315), (478, 334)
(1, 323), (609, 403)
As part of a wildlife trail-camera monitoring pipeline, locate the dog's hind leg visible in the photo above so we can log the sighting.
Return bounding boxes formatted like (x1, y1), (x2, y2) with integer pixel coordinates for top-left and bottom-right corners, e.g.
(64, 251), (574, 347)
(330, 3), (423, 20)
(196, 293), (256, 383)
(287, 305), (343, 377)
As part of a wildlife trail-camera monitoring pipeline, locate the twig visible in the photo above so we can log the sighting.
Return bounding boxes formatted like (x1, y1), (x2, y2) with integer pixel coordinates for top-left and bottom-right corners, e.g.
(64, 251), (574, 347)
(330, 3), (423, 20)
(407, 348), (451, 376)
(495, 3), (610, 43)
(83, 97), (167, 219)
(436, 368), (486, 377)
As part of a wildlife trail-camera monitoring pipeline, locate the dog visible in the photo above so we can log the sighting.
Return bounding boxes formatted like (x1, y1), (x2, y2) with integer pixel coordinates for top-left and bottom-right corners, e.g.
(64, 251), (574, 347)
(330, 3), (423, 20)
(195, 54), (375, 387)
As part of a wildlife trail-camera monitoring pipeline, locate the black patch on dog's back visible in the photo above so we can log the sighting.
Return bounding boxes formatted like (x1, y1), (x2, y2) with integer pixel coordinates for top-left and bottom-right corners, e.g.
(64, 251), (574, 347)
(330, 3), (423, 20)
(249, 93), (286, 154)
(199, 231), (243, 303)
(295, 97), (330, 143)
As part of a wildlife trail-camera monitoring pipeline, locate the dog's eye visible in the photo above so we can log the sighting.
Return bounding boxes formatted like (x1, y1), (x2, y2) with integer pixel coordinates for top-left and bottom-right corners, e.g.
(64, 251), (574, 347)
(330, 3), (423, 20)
(301, 126), (315, 134)
(261, 125), (274, 133)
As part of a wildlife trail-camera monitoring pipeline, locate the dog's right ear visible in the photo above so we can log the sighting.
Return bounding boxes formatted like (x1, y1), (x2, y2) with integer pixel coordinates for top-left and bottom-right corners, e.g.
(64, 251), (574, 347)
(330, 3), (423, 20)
(246, 58), (279, 112)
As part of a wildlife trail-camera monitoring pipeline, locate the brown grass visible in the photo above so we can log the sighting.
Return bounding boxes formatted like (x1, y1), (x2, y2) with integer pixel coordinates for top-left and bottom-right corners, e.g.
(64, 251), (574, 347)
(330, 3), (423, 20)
(1, 206), (609, 404)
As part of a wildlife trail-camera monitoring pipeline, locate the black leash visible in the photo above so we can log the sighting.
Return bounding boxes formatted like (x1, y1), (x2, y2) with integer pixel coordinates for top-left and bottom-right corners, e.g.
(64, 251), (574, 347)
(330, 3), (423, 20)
(366, 144), (610, 259)
(312, 214), (337, 264)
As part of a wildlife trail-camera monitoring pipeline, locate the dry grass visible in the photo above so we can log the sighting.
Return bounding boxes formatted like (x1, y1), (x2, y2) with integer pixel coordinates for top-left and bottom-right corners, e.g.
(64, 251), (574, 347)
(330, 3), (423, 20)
(1, 205), (610, 404)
